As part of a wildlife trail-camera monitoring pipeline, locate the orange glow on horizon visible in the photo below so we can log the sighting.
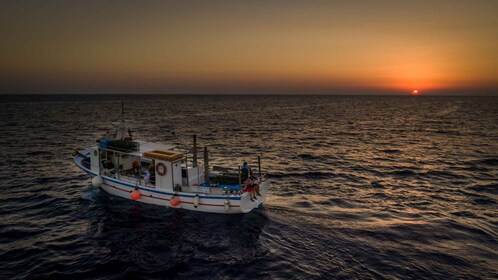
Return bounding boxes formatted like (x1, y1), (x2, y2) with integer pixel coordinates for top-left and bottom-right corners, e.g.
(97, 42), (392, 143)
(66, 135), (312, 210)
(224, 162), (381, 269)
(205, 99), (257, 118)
(0, 1), (497, 94)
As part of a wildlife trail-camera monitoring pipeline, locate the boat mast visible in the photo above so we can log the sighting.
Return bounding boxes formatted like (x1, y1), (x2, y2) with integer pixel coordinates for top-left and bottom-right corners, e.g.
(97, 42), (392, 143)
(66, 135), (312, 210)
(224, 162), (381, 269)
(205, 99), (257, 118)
(193, 134), (198, 167)
(258, 155), (261, 177)
(116, 101), (126, 140)
(204, 146), (209, 184)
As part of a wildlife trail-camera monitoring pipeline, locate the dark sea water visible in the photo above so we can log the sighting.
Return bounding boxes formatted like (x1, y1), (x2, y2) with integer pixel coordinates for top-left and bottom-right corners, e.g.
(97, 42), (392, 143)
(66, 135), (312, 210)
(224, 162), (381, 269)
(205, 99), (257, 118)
(0, 94), (497, 279)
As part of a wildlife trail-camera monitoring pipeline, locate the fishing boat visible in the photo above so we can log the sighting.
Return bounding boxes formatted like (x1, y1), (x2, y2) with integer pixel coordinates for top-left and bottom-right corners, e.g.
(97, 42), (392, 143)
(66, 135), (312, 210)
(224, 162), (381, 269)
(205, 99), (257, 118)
(73, 104), (270, 214)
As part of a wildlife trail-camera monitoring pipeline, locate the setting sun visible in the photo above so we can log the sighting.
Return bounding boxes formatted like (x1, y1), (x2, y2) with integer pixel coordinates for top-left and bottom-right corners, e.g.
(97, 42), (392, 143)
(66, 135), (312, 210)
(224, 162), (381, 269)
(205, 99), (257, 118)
(412, 90), (419, 95)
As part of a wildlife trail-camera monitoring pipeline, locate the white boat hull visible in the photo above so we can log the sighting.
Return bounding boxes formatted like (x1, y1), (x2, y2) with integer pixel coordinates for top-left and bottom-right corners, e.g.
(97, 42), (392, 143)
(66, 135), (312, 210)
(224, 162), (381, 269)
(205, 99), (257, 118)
(74, 152), (269, 214)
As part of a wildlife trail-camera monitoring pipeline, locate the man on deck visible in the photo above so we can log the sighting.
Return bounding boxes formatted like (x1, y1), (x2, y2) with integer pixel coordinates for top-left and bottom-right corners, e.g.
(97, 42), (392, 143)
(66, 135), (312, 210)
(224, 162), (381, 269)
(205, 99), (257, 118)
(241, 161), (253, 182)
(241, 161), (261, 201)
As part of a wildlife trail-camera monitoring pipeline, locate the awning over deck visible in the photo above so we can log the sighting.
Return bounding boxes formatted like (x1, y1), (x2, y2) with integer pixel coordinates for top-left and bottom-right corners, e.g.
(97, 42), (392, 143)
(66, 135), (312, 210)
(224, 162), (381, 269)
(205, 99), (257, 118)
(143, 150), (183, 162)
(96, 140), (178, 157)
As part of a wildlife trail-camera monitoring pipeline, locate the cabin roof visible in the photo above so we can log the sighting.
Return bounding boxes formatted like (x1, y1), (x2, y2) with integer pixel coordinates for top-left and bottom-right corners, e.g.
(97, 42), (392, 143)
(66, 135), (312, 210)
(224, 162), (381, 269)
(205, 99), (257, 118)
(143, 149), (183, 161)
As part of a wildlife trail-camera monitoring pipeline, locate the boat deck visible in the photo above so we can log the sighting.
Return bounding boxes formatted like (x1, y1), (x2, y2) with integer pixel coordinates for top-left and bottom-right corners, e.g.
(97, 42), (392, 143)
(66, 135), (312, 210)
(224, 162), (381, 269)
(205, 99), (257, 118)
(81, 157), (243, 195)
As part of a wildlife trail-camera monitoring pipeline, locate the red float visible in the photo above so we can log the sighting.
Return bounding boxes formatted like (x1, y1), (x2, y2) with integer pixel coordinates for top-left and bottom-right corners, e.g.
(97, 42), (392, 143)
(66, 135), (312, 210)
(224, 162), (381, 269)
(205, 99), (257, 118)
(130, 190), (141, 201)
(170, 196), (181, 207)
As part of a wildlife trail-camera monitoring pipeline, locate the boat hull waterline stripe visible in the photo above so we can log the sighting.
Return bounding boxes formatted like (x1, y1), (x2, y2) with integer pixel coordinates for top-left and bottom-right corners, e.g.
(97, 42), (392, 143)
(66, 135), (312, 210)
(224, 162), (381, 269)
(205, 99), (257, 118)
(103, 182), (240, 208)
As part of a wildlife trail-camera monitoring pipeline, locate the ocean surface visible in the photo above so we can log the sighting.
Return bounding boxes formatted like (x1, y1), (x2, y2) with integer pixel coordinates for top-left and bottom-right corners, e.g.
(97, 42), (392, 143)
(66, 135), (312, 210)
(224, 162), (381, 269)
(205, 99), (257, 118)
(0, 94), (497, 279)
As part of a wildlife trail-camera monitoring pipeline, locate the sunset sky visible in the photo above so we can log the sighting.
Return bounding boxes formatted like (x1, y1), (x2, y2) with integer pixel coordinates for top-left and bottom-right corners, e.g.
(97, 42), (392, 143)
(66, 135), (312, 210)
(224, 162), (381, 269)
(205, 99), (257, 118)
(1, 0), (497, 95)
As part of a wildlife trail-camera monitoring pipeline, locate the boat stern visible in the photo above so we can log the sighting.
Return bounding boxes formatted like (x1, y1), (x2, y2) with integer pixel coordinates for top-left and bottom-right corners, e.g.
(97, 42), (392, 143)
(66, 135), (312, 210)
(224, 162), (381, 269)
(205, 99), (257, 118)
(239, 179), (271, 213)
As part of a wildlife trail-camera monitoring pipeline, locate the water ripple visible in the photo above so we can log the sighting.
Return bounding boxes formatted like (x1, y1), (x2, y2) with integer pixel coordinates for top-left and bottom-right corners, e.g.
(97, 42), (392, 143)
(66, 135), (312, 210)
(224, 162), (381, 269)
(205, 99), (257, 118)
(0, 95), (497, 279)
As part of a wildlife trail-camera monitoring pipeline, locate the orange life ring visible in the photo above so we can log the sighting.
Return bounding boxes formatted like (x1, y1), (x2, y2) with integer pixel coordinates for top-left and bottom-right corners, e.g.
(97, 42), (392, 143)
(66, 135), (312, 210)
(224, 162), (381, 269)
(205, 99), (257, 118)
(156, 162), (167, 176)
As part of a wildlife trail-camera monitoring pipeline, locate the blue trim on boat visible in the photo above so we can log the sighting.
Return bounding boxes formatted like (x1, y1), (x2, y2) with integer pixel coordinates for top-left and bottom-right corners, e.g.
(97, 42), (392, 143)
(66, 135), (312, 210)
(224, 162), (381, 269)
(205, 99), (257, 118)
(74, 154), (241, 201)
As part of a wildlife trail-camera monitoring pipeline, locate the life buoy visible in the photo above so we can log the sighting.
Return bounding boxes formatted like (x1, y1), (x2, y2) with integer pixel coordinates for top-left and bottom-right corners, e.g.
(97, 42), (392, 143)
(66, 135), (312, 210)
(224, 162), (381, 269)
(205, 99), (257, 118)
(156, 162), (167, 176)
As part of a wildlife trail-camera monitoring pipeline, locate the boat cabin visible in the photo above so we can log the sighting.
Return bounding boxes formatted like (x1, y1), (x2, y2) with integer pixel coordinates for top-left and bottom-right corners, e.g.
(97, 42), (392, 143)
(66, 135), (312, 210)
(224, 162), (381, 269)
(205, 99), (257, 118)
(87, 139), (206, 191)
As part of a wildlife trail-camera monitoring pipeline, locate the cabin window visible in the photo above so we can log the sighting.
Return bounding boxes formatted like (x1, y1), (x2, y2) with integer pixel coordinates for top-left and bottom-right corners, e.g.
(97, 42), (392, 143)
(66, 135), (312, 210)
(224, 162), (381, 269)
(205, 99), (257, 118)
(100, 151), (115, 175)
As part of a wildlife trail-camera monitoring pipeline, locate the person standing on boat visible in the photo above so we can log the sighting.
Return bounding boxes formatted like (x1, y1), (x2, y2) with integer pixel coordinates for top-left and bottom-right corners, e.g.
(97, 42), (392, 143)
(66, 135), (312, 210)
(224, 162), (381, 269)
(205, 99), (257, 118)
(148, 162), (155, 183)
(132, 160), (140, 176)
(143, 163), (155, 185)
(144, 169), (150, 184)
(241, 162), (261, 200)
(241, 162), (253, 182)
